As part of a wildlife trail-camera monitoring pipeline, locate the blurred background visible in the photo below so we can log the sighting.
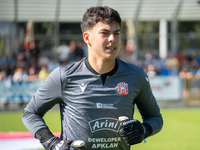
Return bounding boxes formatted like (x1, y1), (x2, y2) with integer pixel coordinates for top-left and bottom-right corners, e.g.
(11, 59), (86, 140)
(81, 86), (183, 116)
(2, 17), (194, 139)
(0, 0), (200, 110)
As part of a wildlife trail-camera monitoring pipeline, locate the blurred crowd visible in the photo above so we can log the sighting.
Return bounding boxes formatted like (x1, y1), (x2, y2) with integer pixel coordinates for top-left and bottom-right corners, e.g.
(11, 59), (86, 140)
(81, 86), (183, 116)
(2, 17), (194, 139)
(0, 40), (200, 82)
(119, 47), (200, 80)
(0, 40), (86, 82)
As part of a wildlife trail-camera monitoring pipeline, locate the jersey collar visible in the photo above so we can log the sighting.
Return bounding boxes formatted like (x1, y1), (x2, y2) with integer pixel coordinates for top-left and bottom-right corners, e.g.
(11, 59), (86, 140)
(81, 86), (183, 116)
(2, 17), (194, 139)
(85, 58), (118, 76)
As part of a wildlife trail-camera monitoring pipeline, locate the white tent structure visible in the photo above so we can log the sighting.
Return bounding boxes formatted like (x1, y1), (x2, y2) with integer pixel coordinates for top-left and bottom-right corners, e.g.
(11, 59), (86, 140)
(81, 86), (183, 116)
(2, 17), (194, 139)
(0, 0), (200, 22)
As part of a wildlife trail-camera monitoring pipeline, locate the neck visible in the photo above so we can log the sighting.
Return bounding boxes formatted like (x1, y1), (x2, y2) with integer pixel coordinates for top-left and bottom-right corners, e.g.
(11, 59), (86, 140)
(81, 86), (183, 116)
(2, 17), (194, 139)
(88, 57), (116, 74)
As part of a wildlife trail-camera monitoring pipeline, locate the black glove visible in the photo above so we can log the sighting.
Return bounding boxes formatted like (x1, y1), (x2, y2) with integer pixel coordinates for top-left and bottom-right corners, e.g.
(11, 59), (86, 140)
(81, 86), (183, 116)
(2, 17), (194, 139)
(119, 119), (148, 145)
(35, 128), (81, 150)
(41, 136), (75, 150)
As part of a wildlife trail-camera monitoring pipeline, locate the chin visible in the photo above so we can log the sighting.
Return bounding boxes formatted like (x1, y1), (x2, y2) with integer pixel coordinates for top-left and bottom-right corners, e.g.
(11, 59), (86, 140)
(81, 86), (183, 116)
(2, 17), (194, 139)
(104, 54), (117, 60)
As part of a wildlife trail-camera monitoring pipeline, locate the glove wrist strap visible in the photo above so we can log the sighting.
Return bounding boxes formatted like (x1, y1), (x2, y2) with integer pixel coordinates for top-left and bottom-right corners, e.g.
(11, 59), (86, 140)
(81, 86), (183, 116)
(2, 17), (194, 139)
(142, 123), (152, 138)
(35, 128), (54, 143)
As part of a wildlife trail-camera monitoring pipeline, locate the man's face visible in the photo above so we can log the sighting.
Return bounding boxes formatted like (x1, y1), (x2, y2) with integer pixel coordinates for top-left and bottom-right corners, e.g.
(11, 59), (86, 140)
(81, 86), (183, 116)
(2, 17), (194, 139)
(85, 22), (121, 61)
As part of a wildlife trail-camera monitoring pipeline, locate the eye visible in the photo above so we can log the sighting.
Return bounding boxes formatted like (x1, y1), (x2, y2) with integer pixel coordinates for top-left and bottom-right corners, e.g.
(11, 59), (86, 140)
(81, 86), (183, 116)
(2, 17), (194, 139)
(101, 32), (108, 35)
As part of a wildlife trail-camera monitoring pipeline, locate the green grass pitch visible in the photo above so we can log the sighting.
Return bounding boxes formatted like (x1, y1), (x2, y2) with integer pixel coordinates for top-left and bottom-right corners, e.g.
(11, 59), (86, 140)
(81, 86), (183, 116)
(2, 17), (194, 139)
(0, 107), (200, 150)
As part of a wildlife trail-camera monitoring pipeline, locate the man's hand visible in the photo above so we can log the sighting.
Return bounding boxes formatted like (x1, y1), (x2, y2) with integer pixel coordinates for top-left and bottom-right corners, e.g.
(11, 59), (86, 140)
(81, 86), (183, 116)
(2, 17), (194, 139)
(41, 136), (72, 150)
(35, 128), (84, 150)
(118, 119), (147, 145)
(42, 136), (84, 150)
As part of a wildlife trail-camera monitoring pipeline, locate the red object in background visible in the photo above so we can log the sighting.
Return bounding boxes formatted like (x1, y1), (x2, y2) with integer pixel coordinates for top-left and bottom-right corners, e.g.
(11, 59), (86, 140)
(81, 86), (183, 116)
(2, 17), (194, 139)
(0, 132), (60, 139)
(24, 20), (35, 51)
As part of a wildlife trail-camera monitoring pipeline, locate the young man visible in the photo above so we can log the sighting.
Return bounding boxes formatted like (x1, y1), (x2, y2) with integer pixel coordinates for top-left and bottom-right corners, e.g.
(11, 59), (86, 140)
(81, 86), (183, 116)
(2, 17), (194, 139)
(22, 6), (163, 150)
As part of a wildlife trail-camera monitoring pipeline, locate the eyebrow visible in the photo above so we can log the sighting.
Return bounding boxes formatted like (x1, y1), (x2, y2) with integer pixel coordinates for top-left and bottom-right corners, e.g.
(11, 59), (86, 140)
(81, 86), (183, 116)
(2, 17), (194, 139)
(114, 29), (121, 32)
(99, 29), (121, 32)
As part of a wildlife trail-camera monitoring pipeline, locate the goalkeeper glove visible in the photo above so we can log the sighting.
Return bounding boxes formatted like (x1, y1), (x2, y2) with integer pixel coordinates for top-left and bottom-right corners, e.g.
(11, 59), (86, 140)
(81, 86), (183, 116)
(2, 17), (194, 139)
(35, 128), (81, 150)
(118, 119), (149, 145)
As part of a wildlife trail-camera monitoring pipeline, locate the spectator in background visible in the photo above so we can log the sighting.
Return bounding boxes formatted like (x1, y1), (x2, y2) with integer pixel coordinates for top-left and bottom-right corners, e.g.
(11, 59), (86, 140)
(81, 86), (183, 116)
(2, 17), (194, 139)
(123, 54), (136, 64)
(147, 64), (157, 78)
(38, 54), (49, 68)
(15, 52), (28, 71)
(178, 65), (193, 102)
(165, 51), (179, 75)
(176, 50), (184, 67)
(159, 64), (170, 76)
(179, 65), (193, 79)
(117, 45), (136, 65)
(56, 41), (70, 64)
(0, 53), (6, 71)
(0, 70), (7, 80)
(13, 67), (27, 82)
(26, 67), (38, 81)
(154, 56), (165, 75)
(7, 52), (16, 75)
(79, 40), (88, 57)
(47, 57), (60, 72)
(69, 40), (84, 62)
(28, 43), (40, 71)
(28, 56), (38, 72)
(137, 56), (147, 72)
(185, 50), (199, 73)
(145, 48), (154, 65)
(18, 43), (26, 53)
(29, 41), (40, 62)
(38, 65), (49, 80)
(183, 50), (198, 75)
(185, 49), (194, 65)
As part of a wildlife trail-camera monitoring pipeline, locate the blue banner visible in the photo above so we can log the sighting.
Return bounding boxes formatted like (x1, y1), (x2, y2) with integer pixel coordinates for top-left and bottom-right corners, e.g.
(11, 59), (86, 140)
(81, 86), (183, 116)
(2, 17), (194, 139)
(0, 80), (43, 103)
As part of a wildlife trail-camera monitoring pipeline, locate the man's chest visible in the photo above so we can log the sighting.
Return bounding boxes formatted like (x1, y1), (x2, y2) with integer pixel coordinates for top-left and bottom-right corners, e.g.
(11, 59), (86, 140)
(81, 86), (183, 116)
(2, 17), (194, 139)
(61, 75), (140, 110)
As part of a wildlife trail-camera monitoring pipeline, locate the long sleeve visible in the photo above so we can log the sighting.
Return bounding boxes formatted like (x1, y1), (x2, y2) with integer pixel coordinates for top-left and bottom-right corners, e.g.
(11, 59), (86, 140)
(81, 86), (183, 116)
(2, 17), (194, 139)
(22, 67), (62, 136)
(134, 69), (163, 136)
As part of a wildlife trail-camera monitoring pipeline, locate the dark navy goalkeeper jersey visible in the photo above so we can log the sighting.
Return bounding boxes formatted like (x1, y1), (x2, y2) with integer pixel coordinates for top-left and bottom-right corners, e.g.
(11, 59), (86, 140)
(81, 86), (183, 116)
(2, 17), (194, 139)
(22, 57), (163, 150)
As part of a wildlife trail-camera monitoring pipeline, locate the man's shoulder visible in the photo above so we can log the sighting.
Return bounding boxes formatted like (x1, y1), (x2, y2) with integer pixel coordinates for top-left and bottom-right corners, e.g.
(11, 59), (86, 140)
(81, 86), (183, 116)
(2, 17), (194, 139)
(60, 58), (87, 75)
(116, 58), (143, 72)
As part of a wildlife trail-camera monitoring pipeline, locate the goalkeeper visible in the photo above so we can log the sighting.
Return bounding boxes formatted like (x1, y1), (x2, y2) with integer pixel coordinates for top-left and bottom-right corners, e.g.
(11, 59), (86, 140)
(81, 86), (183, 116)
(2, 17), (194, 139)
(22, 6), (163, 150)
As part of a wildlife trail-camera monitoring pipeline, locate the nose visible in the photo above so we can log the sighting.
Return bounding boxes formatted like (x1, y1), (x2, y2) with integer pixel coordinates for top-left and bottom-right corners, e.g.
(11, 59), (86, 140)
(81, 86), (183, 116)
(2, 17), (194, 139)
(108, 34), (115, 43)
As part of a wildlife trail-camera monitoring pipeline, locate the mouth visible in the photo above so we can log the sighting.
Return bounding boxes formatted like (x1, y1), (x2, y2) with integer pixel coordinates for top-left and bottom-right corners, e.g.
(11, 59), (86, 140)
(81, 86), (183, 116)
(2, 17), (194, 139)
(106, 46), (116, 51)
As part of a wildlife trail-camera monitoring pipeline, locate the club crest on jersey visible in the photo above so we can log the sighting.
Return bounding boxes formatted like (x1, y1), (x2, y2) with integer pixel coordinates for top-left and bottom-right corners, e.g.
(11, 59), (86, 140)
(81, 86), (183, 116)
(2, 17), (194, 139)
(117, 82), (128, 96)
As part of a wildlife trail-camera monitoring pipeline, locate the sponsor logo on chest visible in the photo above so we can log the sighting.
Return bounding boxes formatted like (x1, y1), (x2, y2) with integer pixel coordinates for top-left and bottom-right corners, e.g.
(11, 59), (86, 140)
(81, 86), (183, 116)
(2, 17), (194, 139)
(89, 118), (120, 133)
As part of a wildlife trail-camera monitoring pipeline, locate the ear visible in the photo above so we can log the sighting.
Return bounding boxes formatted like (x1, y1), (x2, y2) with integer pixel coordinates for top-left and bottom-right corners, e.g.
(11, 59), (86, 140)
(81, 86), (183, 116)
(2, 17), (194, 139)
(83, 31), (91, 46)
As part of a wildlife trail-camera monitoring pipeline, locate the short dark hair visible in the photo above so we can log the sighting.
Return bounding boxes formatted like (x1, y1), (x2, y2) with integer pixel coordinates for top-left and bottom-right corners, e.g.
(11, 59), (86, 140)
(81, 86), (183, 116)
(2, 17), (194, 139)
(81, 6), (121, 33)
